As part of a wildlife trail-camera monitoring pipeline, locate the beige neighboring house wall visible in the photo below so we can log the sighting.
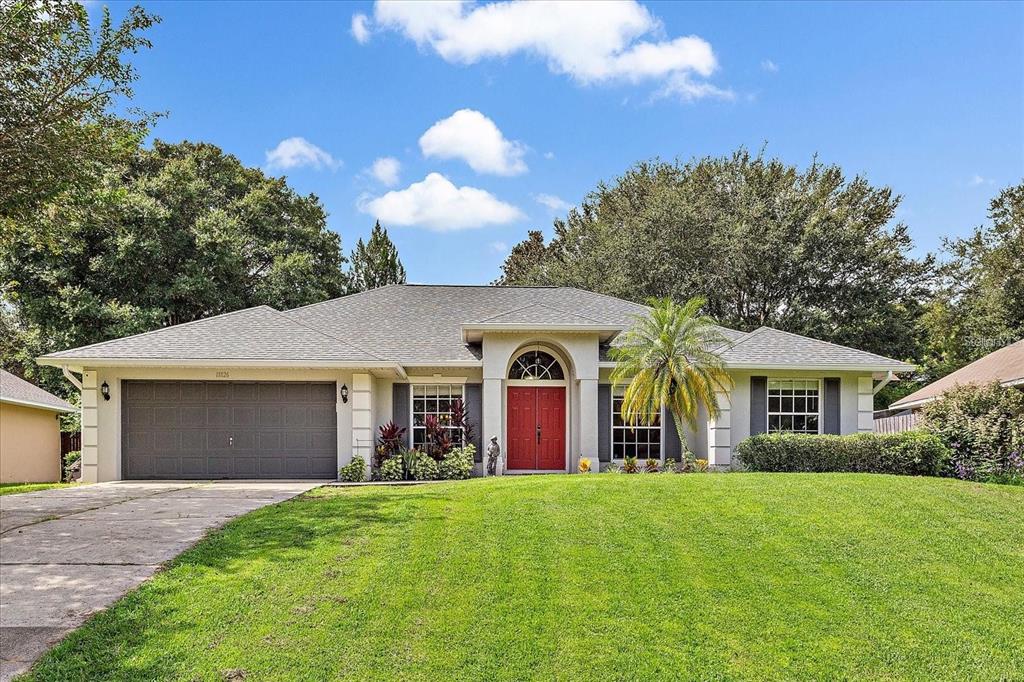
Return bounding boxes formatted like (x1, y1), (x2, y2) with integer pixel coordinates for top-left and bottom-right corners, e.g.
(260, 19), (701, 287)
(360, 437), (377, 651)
(1, 402), (63, 483)
(0, 369), (76, 483)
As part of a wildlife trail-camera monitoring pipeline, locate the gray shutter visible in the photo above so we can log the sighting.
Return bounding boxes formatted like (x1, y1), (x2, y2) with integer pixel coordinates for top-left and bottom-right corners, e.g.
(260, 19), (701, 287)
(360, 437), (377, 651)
(464, 383), (483, 462)
(392, 382), (411, 448)
(750, 376), (768, 436)
(598, 384), (611, 462)
(823, 378), (841, 434)
(663, 407), (681, 461)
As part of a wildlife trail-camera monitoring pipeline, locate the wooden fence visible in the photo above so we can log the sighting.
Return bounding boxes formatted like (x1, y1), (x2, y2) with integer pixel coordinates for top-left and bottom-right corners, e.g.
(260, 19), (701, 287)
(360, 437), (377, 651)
(60, 431), (81, 455)
(873, 413), (919, 434)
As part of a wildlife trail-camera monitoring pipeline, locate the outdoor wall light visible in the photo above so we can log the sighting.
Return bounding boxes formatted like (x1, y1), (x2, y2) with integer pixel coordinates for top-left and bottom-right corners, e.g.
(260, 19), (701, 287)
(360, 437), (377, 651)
(100, 381), (111, 401)
(340, 384), (349, 403)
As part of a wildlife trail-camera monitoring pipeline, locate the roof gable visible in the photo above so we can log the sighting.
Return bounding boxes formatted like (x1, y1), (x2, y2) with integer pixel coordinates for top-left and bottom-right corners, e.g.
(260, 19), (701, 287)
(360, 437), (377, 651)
(473, 303), (606, 325)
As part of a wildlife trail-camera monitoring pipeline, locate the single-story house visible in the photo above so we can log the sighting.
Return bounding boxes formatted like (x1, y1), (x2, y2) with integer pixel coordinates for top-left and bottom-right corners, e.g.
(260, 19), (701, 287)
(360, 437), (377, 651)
(1, 369), (76, 483)
(889, 339), (1023, 412)
(37, 285), (913, 483)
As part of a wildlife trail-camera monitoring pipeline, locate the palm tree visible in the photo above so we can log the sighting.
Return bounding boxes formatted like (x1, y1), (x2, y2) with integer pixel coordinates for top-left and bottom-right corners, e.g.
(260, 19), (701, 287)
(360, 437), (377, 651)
(610, 297), (733, 458)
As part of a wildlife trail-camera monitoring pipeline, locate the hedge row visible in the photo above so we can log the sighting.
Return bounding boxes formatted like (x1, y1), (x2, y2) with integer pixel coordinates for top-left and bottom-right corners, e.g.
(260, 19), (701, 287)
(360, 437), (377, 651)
(735, 431), (949, 476)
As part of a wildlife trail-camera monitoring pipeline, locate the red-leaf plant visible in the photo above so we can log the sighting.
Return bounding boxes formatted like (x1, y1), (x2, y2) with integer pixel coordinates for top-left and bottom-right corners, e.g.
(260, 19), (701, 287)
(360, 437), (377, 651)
(376, 420), (407, 468)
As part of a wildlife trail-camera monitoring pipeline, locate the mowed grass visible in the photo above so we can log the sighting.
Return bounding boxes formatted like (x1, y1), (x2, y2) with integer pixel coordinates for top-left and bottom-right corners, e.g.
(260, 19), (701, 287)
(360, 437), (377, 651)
(0, 482), (80, 496)
(24, 474), (1024, 681)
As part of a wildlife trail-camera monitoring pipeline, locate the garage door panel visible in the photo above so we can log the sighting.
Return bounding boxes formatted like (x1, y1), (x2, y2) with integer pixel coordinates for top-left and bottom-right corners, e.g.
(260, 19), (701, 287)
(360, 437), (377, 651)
(180, 406), (205, 427)
(284, 406), (307, 427)
(181, 430), (205, 451)
(153, 382), (180, 401)
(207, 406), (230, 427)
(180, 457), (206, 477)
(152, 431), (181, 452)
(233, 457), (257, 477)
(123, 381), (336, 480)
(153, 407), (179, 427)
(309, 383), (336, 402)
(259, 458), (284, 477)
(233, 406), (256, 426)
(126, 406), (153, 427)
(285, 383), (309, 402)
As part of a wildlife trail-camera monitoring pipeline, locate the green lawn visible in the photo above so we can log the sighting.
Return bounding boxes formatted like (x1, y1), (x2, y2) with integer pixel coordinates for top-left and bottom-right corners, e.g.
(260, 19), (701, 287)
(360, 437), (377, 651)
(24, 474), (1024, 681)
(0, 482), (80, 496)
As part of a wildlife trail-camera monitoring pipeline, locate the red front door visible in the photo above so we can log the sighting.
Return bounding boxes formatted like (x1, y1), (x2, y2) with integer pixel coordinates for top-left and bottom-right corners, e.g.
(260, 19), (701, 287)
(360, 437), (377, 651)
(506, 386), (565, 470)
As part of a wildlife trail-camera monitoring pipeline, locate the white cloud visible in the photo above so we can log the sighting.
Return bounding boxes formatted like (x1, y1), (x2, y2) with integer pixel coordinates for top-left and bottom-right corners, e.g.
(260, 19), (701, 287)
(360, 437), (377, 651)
(543, 151), (555, 160)
(535, 193), (571, 212)
(489, 241), (509, 254)
(370, 156), (401, 186)
(419, 109), (528, 176)
(265, 137), (339, 171)
(761, 59), (779, 73)
(358, 172), (524, 231)
(351, 13), (371, 44)
(372, 0), (726, 98)
(968, 174), (994, 187)
(656, 73), (735, 102)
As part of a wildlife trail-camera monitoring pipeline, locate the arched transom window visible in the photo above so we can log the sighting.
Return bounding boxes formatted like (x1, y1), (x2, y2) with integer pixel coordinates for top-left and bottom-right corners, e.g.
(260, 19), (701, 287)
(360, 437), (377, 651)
(508, 349), (565, 380)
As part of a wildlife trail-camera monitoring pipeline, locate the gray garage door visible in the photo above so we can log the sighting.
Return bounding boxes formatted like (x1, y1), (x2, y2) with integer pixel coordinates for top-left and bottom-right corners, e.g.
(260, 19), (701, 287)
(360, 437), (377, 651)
(122, 381), (337, 479)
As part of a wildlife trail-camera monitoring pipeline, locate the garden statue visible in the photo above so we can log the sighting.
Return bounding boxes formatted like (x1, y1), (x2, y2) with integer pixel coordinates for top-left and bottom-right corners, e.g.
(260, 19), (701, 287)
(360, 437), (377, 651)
(486, 436), (500, 475)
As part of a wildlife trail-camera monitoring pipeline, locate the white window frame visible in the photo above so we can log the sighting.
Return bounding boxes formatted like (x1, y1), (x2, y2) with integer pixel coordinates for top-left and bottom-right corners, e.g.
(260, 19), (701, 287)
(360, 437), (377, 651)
(410, 383), (466, 450)
(611, 387), (664, 461)
(766, 378), (823, 435)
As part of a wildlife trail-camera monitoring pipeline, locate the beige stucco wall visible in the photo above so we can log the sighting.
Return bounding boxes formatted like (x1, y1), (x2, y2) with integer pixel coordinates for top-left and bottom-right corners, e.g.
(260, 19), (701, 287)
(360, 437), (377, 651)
(0, 403), (62, 483)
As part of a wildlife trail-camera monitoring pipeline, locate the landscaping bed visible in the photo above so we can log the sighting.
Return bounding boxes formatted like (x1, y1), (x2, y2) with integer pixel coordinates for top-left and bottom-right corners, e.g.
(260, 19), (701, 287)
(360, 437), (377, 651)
(23, 474), (1024, 681)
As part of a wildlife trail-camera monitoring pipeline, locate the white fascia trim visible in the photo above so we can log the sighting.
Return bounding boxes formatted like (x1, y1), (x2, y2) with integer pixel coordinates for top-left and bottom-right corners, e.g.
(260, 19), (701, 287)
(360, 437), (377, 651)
(599, 361), (915, 372)
(406, 376), (469, 384)
(37, 357), (405, 371)
(0, 397), (76, 413)
(721, 362), (916, 372)
(402, 361), (483, 367)
(462, 323), (622, 342)
(889, 396), (934, 410)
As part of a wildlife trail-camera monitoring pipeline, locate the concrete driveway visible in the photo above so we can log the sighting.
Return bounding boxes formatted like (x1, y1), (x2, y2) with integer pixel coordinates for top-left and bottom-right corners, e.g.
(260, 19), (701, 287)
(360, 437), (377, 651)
(0, 480), (324, 681)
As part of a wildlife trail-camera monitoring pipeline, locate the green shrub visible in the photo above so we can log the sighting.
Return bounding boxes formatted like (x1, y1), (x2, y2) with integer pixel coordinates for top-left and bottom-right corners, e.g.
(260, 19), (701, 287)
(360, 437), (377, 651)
(921, 382), (1024, 482)
(439, 445), (474, 480)
(377, 458), (403, 481)
(411, 453), (441, 481)
(338, 456), (366, 482)
(735, 431), (949, 476)
(62, 450), (81, 482)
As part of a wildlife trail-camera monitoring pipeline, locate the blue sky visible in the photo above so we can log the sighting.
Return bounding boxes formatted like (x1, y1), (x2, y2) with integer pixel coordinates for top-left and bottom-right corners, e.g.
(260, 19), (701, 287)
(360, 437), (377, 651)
(102, 1), (1023, 284)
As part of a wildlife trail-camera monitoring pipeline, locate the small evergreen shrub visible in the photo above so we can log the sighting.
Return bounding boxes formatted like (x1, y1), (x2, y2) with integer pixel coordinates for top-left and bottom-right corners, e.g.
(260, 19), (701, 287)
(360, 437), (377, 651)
(338, 456), (366, 482)
(921, 382), (1024, 482)
(411, 453), (441, 481)
(377, 458), (403, 481)
(62, 450), (81, 482)
(735, 431), (949, 476)
(438, 445), (474, 480)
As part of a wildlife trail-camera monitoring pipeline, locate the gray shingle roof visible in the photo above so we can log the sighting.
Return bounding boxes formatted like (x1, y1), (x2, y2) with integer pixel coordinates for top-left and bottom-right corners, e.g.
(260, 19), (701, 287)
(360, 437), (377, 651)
(42, 306), (383, 363)
(716, 326), (914, 370)
(286, 285), (656, 364)
(472, 303), (606, 325)
(39, 285), (910, 371)
(0, 370), (75, 411)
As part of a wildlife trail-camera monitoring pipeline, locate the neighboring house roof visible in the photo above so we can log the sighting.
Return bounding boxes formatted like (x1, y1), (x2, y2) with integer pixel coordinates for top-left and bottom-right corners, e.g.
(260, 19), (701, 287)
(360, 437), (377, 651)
(890, 340), (1024, 409)
(38, 284), (911, 372)
(40, 306), (385, 366)
(0, 370), (75, 412)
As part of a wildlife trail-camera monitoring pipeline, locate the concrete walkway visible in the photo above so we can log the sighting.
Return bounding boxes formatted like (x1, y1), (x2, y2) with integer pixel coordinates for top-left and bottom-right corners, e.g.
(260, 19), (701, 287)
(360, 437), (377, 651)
(0, 480), (324, 681)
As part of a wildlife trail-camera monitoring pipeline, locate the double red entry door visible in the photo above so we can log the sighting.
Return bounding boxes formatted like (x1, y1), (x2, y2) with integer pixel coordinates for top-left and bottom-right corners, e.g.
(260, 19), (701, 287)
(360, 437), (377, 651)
(507, 386), (565, 470)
